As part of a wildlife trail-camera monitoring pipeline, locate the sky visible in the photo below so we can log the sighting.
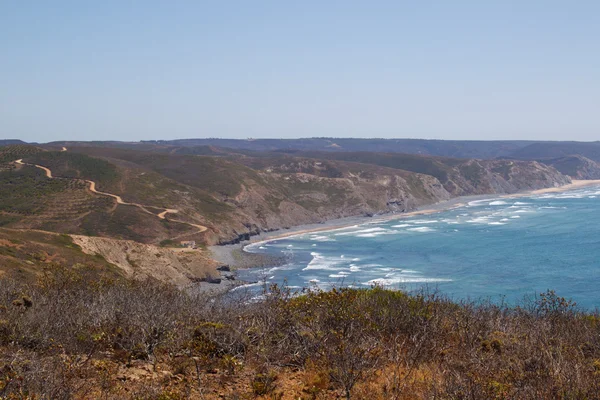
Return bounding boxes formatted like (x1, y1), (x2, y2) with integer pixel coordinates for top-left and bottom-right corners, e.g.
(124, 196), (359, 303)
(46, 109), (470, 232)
(1, 1), (599, 143)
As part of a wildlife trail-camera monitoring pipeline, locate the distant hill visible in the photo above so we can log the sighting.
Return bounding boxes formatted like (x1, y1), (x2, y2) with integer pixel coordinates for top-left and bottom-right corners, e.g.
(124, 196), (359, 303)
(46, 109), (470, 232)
(134, 138), (600, 179)
(141, 138), (538, 158)
(508, 141), (600, 162)
(0, 139), (27, 146)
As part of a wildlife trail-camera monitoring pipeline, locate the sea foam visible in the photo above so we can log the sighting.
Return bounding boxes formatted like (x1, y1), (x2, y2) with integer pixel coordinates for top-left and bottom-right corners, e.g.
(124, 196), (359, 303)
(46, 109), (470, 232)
(407, 227), (436, 232)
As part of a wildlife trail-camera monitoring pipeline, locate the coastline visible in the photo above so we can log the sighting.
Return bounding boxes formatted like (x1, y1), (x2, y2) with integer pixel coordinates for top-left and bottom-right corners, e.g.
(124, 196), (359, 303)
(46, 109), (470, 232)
(209, 179), (600, 270)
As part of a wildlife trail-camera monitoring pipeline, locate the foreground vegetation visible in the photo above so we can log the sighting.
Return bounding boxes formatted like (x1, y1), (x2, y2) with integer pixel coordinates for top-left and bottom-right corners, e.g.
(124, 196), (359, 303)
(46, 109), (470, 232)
(1, 270), (600, 399)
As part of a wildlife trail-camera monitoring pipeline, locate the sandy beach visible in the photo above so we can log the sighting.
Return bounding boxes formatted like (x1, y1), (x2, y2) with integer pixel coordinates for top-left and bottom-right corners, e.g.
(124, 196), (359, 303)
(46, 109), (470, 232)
(209, 179), (600, 269)
(503, 179), (600, 197)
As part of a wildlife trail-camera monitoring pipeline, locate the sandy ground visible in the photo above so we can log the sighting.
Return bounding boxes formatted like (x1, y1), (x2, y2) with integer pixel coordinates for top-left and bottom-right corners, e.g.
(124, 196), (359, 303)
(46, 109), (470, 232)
(209, 180), (600, 272)
(503, 179), (600, 197)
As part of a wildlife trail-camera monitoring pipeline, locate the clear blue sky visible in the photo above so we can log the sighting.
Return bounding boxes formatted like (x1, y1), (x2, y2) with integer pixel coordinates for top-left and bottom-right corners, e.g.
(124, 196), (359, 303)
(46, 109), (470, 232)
(1, 1), (599, 142)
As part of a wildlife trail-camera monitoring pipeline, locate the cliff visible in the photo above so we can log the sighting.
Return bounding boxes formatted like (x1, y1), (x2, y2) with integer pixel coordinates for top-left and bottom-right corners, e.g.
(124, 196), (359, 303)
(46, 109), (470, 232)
(206, 157), (571, 244)
(543, 155), (600, 179)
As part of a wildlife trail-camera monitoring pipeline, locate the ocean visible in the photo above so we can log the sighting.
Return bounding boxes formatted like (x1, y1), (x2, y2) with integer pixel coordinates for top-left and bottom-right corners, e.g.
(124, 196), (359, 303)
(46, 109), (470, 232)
(237, 185), (600, 310)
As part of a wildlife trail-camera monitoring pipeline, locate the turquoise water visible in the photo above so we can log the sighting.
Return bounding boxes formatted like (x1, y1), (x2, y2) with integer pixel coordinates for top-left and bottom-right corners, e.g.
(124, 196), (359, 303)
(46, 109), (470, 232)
(237, 185), (600, 309)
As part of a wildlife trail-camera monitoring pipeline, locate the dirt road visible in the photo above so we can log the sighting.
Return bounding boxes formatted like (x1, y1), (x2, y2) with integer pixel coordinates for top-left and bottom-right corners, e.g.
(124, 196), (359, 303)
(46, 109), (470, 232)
(14, 156), (208, 235)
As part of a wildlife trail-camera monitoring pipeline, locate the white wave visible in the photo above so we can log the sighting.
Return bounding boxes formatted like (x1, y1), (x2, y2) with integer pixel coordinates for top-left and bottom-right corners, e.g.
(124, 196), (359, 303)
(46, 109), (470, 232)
(352, 258), (360, 261)
(514, 201), (531, 205)
(441, 218), (459, 224)
(355, 229), (400, 238)
(407, 227), (436, 232)
(335, 227), (387, 236)
(352, 227), (388, 233)
(466, 217), (492, 224)
(329, 274), (349, 278)
(514, 209), (533, 213)
(391, 223), (412, 228)
(555, 194), (584, 199)
(408, 219), (439, 224)
(500, 218), (509, 221)
(303, 252), (348, 271)
(489, 200), (508, 206)
(230, 282), (264, 292)
(468, 200), (488, 207)
(309, 235), (335, 242)
(259, 246), (267, 249)
(311, 244), (317, 247)
(510, 215), (521, 219)
(243, 242), (263, 253)
(309, 279), (320, 283)
(488, 222), (506, 225)
(349, 265), (361, 272)
(364, 277), (452, 285)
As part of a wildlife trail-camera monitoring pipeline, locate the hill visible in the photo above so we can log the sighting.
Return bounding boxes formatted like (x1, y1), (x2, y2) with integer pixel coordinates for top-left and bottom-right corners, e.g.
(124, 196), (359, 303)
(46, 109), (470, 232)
(0, 144), (571, 247)
(44, 138), (600, 179)
(0, 228), (120, 282)
(509, 141), (600, 162)
(542, 155), (600, 180)
(0, 139), (27, 146)
(139, 137), (538, 158)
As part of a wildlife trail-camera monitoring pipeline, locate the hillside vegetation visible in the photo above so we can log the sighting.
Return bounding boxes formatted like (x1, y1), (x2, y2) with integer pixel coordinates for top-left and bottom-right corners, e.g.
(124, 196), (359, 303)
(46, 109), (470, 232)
(48, 137), (600, 179)
(0, 144), (571, 245)
(0, 228), (122, 282)
(1, 271), (599, 399)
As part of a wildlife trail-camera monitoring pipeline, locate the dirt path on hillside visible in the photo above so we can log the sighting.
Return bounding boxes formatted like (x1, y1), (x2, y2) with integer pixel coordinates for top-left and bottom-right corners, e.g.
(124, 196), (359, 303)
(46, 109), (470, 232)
(14, 154), (208, 237)
(15, 159), (53, 178)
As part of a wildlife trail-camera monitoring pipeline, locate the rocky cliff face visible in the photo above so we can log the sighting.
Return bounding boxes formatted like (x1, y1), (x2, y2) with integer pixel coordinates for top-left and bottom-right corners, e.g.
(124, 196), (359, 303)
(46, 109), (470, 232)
(209, 169), (452, 244)
(543, 155), (600, 179)
(443, 159), (571, 196)
(207, 159), (571, 244)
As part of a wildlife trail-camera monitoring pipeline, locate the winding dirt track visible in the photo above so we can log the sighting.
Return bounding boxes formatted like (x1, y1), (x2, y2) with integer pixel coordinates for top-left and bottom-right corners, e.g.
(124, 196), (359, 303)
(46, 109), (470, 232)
(14, 155), (208, 235)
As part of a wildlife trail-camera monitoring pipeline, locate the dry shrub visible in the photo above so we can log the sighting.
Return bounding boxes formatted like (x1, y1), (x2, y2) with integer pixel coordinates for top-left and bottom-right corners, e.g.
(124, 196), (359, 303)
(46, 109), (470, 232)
(2, 271), (600, 399)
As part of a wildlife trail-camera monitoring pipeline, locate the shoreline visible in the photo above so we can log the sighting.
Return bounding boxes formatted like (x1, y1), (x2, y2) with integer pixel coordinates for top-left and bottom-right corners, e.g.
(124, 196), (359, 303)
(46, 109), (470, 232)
(209, 179), (600, 270)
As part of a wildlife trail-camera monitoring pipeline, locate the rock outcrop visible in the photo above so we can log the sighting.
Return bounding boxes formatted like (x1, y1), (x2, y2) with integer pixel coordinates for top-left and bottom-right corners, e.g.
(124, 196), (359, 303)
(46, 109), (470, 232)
(70, 235), (217, 286)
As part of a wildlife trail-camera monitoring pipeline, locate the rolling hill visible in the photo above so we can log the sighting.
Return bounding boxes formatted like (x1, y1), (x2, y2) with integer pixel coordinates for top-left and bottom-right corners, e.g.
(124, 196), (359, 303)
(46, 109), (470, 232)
(0, 143), (571, 251)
